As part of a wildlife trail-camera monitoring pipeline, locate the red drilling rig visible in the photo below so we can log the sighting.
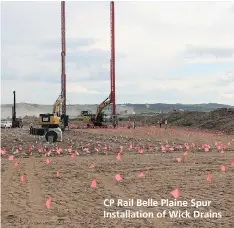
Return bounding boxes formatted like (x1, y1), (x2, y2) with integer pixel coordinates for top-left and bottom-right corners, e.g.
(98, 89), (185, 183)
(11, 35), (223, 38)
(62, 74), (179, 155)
(110, 1), (117, 127)
(60, 1), (69, 128)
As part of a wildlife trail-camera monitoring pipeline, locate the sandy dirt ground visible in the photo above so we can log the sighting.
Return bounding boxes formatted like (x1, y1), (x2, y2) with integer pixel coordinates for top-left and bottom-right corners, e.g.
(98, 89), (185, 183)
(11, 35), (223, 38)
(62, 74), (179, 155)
(1, 125), (234, 228)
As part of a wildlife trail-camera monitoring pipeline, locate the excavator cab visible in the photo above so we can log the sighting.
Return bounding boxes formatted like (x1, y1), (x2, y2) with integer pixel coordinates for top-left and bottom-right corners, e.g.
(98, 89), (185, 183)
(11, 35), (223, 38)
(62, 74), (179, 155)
(81, 111), (92, 123)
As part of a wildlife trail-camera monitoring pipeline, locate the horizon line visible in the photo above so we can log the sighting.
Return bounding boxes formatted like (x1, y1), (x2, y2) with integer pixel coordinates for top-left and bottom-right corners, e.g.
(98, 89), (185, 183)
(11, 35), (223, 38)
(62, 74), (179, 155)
(1, 102), (233, 106)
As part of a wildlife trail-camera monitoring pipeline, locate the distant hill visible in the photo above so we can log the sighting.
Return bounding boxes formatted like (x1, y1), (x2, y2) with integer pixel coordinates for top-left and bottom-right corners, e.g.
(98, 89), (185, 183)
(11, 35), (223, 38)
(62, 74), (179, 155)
(1, 102), (233, 119)
(125, 103), (234, 113)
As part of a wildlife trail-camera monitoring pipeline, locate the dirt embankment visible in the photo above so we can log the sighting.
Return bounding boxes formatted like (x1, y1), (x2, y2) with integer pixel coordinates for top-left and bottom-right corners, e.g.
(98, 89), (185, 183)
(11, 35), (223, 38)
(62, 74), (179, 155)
(20, 108), (234, 134)
(134, 108), (234, 134)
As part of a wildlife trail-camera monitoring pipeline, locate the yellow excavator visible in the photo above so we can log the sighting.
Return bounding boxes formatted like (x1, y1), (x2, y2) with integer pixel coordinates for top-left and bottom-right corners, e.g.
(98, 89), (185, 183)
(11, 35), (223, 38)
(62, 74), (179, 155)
(38, 94), (65, 129)
(82, 94), (111, 127)
(30, 94), (69, 142)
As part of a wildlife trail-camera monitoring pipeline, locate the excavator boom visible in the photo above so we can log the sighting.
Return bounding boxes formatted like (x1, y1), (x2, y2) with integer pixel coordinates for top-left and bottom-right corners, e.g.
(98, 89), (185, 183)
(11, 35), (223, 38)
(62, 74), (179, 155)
(53, 95), (64, 115)
(90, 94), (111, 126)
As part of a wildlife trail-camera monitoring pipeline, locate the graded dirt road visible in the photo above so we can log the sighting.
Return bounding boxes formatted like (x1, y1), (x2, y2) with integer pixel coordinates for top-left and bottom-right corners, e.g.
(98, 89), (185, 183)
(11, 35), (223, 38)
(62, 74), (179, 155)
(1, 126), (234, 228)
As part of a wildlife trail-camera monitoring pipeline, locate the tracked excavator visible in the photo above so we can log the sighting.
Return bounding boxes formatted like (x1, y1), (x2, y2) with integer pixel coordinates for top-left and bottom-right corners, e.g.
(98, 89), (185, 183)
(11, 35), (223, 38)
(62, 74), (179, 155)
(82, 94), (111, 128)
(30, 93), (69, 142)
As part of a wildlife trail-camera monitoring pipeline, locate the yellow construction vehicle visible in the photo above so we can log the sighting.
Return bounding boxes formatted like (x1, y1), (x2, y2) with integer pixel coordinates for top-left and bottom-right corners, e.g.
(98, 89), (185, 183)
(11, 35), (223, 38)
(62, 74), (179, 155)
(30, 94), (69, 142)
(81, 94), (111, 127)
(81, 111), (92, 123)
(90, 94), (111, 127)
(38, 94), (64, 129)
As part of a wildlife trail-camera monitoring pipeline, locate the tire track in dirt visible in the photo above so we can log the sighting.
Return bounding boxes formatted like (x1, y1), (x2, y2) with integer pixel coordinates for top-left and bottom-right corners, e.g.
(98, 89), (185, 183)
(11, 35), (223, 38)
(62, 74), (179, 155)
(1, 162), (17, 212)
(2, 162), (16, 189)
(24, 158), (48, 226)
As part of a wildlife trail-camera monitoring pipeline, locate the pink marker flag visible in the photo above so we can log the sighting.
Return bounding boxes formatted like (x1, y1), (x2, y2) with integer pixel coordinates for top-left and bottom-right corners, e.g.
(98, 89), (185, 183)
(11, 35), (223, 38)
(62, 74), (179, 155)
(90, 179), (96, 188)
(140, 149), (144, 154)
(176, 158), (182, 163)
(15, 162), (19, 167)
(138, 172), (145, 177)
(207, 172), (212, 183)
(232, 160), (234, 166)
(20, 175), (26, 183)
(116, 153), (121, 160)
(1, 149), (6, 155)
(8, 155), (14, 161)
(56, 171), (60, 177)
(115, 174), (122, 181)
(46, 158), (51, 164)
(89, 163), (94, 168)
(184, 151), (188, 156)
(46, 197), (52, 209)
(220, 165), (226, 172)
(171, 188), (180, 198)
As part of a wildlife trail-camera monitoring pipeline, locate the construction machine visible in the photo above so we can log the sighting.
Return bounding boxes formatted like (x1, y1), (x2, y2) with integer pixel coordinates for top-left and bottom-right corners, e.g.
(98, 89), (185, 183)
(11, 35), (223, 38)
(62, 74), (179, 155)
(12, 91), (23, 128)
(30, 93), (69, 142)
(81, 95), (111, 127)
(91, 95), (111, 126)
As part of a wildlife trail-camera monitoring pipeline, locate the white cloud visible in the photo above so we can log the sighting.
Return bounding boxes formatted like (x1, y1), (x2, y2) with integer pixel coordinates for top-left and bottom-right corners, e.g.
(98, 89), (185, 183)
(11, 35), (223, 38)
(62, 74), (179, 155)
(67, 83), (101, 94)
(1, 1), (234, 105)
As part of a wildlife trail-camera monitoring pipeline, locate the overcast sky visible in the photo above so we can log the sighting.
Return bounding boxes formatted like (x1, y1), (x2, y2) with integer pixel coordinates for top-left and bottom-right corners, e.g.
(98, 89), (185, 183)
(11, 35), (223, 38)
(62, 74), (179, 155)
(1, 1), (234, 105)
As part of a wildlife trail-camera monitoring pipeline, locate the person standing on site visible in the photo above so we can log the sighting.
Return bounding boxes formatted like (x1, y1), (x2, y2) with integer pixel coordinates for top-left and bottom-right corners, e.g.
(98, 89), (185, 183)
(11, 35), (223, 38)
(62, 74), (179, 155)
(133, 119), (136, 129)
(164, 119), (168, 129)
(159, 118), (162, 128)
(128, 119), (131, 129)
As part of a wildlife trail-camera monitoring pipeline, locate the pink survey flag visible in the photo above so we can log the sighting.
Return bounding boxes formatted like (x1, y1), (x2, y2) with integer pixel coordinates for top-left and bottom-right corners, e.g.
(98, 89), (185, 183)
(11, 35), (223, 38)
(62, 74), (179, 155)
(90, 179), (96, 188)
(89, 163), (94, 168)
(207, 172), (212, 183)
(21, 175), (26, 183)
(220, 165), (226, 172)
(56, 171), (60, 177)
(176, 158), (182, 163)
(46, 197), (52, 209)
(116, 153), (121, 160)
(138, 172), (145, 177)
(171, 188), (180, 198)
(115, 174), (122, 181)
(15, 162), (19, 167)
(46, 158), (51, 164)
(8, 155), (14, 161)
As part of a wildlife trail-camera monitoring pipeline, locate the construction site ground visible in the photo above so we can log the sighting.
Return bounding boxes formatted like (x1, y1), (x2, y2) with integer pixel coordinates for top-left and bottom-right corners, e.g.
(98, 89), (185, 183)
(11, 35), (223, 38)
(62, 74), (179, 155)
(1, 125), (234, 228)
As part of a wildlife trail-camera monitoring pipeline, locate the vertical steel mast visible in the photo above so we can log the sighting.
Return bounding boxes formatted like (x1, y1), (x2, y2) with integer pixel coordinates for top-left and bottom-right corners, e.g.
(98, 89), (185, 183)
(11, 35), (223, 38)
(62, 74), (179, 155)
(61, 1), (66, 115)
(110, 1), (116, 118)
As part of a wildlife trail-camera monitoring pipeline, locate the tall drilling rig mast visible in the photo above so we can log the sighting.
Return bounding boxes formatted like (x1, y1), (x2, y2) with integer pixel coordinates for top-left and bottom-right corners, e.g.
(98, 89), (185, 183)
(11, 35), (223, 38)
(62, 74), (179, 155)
(110, 1), (116, 122)
(61, 1), (66, 115)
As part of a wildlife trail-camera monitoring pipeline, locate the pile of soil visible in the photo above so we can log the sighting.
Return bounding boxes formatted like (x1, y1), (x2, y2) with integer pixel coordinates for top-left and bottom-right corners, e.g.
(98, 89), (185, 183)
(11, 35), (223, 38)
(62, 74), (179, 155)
(136, 108), (234, 134)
